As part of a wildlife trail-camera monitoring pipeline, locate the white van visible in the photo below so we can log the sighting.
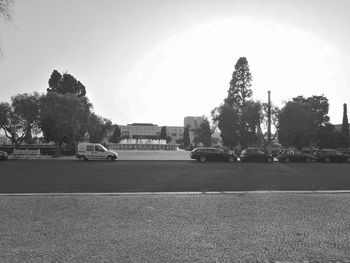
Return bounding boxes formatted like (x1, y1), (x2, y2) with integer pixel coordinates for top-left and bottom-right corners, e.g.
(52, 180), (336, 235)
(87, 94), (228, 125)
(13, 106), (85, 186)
(76, 143), (118, 161)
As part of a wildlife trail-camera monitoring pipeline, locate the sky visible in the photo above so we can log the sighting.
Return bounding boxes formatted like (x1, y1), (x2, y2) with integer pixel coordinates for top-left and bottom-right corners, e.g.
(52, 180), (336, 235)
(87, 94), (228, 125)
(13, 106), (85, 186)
(0, 0), (350, 127)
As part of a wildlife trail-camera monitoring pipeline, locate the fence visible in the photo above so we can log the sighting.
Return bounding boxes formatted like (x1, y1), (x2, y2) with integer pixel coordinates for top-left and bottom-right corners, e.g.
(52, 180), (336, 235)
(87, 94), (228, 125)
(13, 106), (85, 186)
(109, 144), (178, 151)
(13, 149), (41, 159)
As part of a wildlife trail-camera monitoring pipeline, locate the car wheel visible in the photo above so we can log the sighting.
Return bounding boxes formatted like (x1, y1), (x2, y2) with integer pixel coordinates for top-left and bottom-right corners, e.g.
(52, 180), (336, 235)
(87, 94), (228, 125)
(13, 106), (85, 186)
(79, 156), (86, 161)
(199, 156), (206, 162)
(285, 158), (290, 163)
(347, 157), (350, 163)
(325, 157), (331, 163)
(267, 157), (273, 163)
(107, 156), (114, 162)
(228, 156), (236, 163)
(306, 158), (311, 163)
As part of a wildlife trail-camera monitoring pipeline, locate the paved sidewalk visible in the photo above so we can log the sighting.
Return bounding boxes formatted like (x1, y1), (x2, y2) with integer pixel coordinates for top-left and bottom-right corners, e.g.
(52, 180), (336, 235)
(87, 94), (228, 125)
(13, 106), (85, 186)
(1, 193), (350, 262)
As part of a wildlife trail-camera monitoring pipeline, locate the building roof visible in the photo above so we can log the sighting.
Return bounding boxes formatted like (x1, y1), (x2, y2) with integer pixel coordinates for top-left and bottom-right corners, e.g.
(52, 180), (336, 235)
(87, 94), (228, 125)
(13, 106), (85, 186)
(130, 123), (157, 126)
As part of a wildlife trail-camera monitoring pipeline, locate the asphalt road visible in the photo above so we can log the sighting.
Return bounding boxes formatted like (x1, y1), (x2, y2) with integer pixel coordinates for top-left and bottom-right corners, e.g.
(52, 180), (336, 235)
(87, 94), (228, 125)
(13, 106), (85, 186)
(1, 159), (350, 193)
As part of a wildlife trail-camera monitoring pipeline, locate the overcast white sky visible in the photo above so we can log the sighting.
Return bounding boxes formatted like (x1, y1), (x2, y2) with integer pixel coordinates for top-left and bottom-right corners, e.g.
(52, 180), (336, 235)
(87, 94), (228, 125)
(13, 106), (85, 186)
(1, 0), (350, 126)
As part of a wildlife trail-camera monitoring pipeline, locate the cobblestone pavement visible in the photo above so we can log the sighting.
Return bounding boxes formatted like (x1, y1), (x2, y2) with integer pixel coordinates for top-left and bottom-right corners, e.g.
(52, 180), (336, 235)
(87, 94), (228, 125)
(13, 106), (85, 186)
(1, 193), (350, 262)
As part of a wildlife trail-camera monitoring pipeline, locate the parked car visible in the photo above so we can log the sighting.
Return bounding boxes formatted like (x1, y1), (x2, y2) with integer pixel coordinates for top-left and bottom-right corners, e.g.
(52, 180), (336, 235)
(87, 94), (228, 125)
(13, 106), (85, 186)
(76, 143), (118, 161)
(240, 148), (273, 163)
(0, 150), (8, 161)
(277, 149), (314, 163)
(190, 147), (238, 163)
(313, 149), (350, 163)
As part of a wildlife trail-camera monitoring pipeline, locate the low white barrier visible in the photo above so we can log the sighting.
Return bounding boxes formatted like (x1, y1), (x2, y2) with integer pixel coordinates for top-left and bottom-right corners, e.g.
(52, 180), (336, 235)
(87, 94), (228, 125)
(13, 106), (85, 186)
(13, 149), (40, 159)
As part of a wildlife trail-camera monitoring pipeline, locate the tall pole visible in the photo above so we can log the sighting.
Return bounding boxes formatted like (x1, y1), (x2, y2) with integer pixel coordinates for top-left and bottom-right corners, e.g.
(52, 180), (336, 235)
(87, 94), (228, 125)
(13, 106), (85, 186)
(267, 90), (271, 153)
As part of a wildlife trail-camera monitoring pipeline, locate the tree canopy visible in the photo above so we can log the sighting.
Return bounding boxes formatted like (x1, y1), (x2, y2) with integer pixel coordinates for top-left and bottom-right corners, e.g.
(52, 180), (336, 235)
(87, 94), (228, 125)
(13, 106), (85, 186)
(0, 92), (41, 145)
(193, 118), (212, 147)
(109, 124), (122, 143)
(278, 95), (333, 149)
(0, 0), (12, 21)
(225, 57), (252, 109)
(47, 70), (86, 97)
(87, 113), (113, 143)
(40, 92), (91, 156)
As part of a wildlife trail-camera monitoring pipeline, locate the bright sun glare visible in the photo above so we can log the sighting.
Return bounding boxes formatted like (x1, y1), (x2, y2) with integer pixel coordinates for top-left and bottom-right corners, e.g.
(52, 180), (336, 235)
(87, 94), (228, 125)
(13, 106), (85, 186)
(119, 17), (340, 126)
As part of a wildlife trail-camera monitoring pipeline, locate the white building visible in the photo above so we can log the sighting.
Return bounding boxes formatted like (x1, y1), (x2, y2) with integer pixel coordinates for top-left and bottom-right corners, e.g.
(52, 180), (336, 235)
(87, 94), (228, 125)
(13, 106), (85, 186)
(118, 123), (184, 142)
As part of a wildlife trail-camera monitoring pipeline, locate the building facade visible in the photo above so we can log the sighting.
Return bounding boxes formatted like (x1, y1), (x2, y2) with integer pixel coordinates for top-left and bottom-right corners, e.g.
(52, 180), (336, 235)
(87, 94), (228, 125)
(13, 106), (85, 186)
(184, 116), (205, 130)
(118, 123), (184, 142)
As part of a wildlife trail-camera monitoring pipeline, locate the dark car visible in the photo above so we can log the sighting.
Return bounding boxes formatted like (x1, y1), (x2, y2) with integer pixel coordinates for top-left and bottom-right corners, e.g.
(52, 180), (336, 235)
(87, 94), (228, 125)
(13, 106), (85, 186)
(0, 150), (9, 161)
(277, 149), (314, 163)
(314, 149), (350, 163)
(190, 147), (237, 163)
(240, 148), (273, 163)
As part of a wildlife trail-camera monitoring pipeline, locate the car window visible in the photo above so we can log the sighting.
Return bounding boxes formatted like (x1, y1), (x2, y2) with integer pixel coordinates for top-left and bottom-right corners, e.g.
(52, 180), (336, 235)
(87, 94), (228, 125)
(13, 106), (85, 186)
(86, 145), (94, 151)
(95, 145), (105, 152)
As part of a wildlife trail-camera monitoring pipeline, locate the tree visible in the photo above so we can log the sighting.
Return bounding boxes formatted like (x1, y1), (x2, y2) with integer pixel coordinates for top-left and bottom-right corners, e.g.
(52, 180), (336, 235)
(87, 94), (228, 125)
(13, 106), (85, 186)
(316, 123), (346, 149)
(341, 103), (349, 147)
(182, 126), (191, 148)
(0, 0), (13, 55)
(0, 0), (12, 21)
(278, 95), (333, 150)
(87, 113), (112, 143)
(193, 118), (212, 147)
(212, 57), (262, 150)
(212, 103), (239, 149)
(225, 57), (253, 109)
(40, 92), (91, 156)
(0, 92), (41, 146)
(159, 126), (167, 140)
(239, 101), (263, 149)
(293, 95), (330, 127)
(47, 70), (86, 97)
(109, 124), (121, 143)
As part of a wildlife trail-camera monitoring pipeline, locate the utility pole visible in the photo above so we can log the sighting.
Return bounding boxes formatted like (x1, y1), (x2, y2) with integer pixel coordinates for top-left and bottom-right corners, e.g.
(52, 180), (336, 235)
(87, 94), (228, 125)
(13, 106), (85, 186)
(267, 90), (271, 153)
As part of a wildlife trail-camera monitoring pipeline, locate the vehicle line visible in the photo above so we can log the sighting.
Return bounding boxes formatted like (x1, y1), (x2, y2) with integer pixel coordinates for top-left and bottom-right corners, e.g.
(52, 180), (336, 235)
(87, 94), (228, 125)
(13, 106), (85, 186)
(2, 190), (350, 196)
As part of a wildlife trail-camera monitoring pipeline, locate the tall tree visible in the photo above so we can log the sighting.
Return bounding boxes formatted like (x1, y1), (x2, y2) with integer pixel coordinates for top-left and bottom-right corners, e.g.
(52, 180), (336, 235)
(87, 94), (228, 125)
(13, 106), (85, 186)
(182, 126), (191, 148)
(109, 124), (122, 143)
(47, 70), (86, 97)
(193, 118), (212, 147)
(225, 57), (253, 109)
(0, 92), (41, 146)
(212, 57), (262, 149)
(40, 92), (91, 156)
(341, 103), (349, 147)
(87, 113), (112, 143)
